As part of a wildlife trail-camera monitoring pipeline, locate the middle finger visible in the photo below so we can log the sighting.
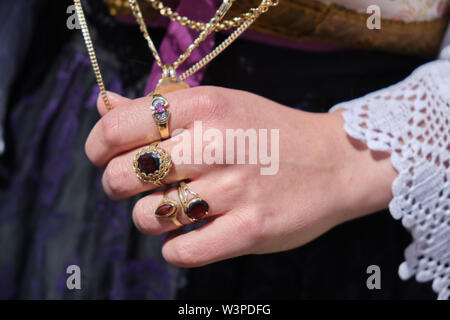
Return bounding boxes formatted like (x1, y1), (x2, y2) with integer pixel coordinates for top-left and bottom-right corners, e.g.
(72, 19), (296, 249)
(102, 134), (207, 200)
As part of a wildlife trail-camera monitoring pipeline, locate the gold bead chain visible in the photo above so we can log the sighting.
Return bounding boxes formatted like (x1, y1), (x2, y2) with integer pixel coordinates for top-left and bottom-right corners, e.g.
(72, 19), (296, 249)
(74, 0), (113, 110)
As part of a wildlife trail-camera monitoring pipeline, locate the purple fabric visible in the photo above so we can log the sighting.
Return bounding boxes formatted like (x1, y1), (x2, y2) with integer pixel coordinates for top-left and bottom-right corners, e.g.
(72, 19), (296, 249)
(0, 43), (179, 299)
(144, 0), (220, 94)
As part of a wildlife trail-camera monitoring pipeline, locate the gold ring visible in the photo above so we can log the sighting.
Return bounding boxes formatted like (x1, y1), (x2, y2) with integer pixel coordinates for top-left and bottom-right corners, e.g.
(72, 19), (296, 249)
(155, 189), (183, 227)
(149, 93), (170, 140)
(178, 181), (209, 222)
(133, 142), (171, 186)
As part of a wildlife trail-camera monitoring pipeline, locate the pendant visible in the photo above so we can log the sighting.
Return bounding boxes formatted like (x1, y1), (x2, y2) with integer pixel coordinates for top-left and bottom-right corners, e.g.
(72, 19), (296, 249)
(153, 77), (190, 95)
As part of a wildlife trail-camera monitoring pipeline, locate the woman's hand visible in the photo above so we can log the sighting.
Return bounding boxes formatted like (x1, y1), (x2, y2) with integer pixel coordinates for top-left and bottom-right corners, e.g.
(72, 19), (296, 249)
(85, 86), (397, 267)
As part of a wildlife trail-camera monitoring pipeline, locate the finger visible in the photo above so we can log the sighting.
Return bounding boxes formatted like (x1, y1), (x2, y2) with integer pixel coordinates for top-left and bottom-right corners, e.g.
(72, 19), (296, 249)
(86, 86), (228, 167)
(162, 211), (257, 267)
(132, 171), (241, 235)
(97, 91), (132, 116)
(101, 131), (215, 200)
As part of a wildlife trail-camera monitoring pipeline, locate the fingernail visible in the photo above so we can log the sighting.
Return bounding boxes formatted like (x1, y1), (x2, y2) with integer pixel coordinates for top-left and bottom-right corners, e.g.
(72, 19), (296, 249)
(106, 91), (128, 103)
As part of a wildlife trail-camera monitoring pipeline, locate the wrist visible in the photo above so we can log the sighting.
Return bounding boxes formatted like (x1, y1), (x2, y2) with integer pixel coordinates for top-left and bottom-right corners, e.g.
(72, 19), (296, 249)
(325, 111), (398, 224)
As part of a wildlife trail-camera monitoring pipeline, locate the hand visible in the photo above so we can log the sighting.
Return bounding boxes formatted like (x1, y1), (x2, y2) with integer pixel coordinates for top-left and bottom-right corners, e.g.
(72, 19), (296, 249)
(85, 86), (397, 267)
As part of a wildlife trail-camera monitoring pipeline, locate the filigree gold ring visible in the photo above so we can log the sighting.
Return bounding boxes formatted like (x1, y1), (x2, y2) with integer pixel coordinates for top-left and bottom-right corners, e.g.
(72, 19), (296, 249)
(133, 142), (171, 187)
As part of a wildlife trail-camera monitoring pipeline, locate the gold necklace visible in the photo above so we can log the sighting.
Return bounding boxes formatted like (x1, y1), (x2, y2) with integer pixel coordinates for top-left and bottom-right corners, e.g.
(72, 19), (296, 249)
(129, 0), (278, 94)
(74, 0), (113, 110)
(73, 0), (278, 108)
(145, 0), (279, 32)
(127, 0), (233, 94)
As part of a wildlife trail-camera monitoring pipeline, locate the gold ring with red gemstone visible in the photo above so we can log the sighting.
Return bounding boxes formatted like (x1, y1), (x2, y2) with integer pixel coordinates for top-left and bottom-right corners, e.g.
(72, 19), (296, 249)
(177, 181), (209, 222)
(133, 141), (171, 186)
(155, 189), (183, 227)
(149, 93), (170, 140)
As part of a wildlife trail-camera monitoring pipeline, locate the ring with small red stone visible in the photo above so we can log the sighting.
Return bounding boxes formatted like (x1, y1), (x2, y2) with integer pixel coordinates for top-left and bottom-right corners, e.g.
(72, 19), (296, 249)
(155, 189), (183, 227)
(178, 181), (209, 222)
(133, 141), (171, 186)
(149, 93), (170, 140)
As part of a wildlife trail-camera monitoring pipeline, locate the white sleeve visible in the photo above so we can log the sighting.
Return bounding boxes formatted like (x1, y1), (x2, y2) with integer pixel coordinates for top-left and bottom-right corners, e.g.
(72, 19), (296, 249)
(329, 43), (450, 300)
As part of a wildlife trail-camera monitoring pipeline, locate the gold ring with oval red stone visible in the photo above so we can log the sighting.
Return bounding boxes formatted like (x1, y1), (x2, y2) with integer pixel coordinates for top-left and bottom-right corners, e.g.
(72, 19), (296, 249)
(155, 189), (183, 226)
(133, 141), (171, 187)
(178, 181), (209, 222)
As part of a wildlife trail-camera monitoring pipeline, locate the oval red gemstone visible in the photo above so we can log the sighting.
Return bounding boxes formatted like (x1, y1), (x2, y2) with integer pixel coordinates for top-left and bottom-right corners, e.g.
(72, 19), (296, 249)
(155, 203), (176, 217)
(186, 199), (209, 220)
(137, 152), (160, 175)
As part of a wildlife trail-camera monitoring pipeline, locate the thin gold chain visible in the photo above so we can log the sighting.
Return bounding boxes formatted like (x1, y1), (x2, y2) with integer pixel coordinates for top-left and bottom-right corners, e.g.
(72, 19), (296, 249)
(146, 0), (279, 32)
(130, 0), (278, 80)
(73, 0), (112, 110)
(179, 16), (257, 81)
(127, 0), (233, 71)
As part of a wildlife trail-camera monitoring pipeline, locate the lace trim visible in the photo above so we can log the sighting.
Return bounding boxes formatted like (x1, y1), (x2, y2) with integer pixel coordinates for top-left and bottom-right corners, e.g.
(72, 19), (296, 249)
(330, 57), (450, 299)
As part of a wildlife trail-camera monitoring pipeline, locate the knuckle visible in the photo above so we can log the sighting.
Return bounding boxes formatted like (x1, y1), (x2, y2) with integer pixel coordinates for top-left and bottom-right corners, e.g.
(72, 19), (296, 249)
(238, 211), (264, 245)
(103, 159), (129, 198)
(100, 112), (124, 147)
(132, 200), (146, 231)
(217, 172), (242, 198)
(84, 134), (97, 165)
(192, 86), (228, 120)
(132, 199), (158, 235)
(166, 241), (199, 267)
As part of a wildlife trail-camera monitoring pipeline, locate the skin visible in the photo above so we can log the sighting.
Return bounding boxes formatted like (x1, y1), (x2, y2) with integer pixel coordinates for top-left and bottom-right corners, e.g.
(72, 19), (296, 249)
(85, 86), (398, 267)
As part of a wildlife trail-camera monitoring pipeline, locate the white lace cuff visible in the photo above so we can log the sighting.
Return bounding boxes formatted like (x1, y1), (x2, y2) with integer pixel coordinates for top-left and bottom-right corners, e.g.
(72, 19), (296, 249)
(330, 48), (450, 300)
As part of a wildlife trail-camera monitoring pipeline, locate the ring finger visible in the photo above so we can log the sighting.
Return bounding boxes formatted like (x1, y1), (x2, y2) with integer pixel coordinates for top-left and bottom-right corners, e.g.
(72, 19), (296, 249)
(132, 172), (241, 235)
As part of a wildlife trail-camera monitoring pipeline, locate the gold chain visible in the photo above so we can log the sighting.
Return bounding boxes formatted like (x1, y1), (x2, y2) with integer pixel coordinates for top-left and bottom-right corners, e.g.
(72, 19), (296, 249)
(127, 0), (233, 71)
(73, 0), (112, 110)
(130, 0), (278, 80)
(146, 0), (279, 32)
(179, 16), (256, 81)
(74, 0), (278, 110)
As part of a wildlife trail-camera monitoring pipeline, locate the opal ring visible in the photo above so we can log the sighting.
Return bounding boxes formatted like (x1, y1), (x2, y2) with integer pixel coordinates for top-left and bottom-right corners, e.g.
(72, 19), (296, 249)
(178, 181), (209, 222)
(149, 93), (170, 140)
(155, 189), (183, 227)
(133, 142), (171, 186)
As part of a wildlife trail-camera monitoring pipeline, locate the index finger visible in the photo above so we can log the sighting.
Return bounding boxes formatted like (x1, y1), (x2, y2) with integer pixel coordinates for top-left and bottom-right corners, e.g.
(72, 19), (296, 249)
(86, 86), (222, 167)
(97, 91), (132, 116)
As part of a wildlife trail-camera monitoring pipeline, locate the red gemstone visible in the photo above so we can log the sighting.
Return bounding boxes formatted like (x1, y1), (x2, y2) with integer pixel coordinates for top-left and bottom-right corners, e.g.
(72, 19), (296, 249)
(154, 103), (165, 113)
(155, 203), (176, 217)
(186, 199), (209, 220)
(137, 152), (160, 175)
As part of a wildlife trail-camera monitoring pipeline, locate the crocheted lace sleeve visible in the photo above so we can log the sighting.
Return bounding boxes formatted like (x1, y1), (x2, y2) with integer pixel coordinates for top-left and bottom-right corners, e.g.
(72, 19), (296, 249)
(329, 47), (450, 300)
